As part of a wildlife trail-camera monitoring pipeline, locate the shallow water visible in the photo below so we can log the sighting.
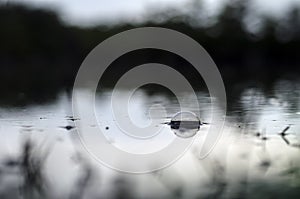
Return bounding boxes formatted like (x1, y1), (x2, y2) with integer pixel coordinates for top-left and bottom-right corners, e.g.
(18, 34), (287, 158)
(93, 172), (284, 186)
(0, 79), (300, 198)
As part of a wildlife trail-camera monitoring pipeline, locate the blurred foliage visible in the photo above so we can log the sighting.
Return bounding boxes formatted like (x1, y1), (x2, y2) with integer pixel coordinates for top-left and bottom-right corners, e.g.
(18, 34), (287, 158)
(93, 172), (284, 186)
(0, 0), (300, 104)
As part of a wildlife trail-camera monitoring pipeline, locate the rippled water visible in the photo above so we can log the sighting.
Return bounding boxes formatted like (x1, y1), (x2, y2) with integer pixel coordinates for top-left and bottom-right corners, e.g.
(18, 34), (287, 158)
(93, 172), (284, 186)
(0, 80), (300, 198)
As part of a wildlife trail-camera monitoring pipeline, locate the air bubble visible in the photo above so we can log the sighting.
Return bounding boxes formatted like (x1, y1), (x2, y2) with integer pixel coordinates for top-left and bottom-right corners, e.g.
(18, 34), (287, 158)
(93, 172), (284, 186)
(169, 111), (200, 138)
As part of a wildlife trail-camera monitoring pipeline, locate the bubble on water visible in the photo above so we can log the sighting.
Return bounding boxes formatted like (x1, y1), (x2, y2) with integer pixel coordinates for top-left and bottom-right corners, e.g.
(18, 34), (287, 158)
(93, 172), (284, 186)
(169, 111), (200, 138)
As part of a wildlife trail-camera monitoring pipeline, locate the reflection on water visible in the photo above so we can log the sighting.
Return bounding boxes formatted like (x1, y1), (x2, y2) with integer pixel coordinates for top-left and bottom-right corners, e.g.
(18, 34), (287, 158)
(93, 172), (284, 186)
(0, 79), (300, 198)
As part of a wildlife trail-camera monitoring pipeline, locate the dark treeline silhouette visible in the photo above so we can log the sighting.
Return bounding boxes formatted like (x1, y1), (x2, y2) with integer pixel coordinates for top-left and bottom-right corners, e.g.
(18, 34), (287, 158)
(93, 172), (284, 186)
(0, 0), (300, 104)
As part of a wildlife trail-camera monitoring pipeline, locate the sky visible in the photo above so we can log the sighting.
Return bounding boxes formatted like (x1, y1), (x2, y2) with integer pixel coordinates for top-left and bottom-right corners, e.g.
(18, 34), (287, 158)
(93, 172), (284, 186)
(2, 0), (300, 26)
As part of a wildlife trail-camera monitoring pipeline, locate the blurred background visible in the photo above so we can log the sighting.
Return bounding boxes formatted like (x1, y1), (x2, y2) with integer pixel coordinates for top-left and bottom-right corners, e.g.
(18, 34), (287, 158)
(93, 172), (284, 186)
(0, 0), (300, 104)
(1, 0), (300, 199)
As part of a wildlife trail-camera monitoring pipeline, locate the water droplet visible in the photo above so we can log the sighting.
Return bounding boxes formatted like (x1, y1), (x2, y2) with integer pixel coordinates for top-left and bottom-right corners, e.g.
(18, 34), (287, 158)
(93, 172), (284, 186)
(169, 111), (200, 138)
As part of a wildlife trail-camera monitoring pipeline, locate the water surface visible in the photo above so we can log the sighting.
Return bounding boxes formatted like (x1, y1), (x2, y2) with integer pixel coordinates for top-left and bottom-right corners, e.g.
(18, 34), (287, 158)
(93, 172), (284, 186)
(1, 79), (300, 198)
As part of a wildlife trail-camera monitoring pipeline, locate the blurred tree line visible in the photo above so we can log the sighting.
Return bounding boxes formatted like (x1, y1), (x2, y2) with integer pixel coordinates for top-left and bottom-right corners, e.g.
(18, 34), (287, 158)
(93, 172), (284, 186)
(0, 0), (300, 104)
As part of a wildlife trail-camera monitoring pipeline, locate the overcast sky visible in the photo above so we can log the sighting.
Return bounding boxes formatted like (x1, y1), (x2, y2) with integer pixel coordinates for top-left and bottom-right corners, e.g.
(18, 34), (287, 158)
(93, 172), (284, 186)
(3, 0), (300, 26)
